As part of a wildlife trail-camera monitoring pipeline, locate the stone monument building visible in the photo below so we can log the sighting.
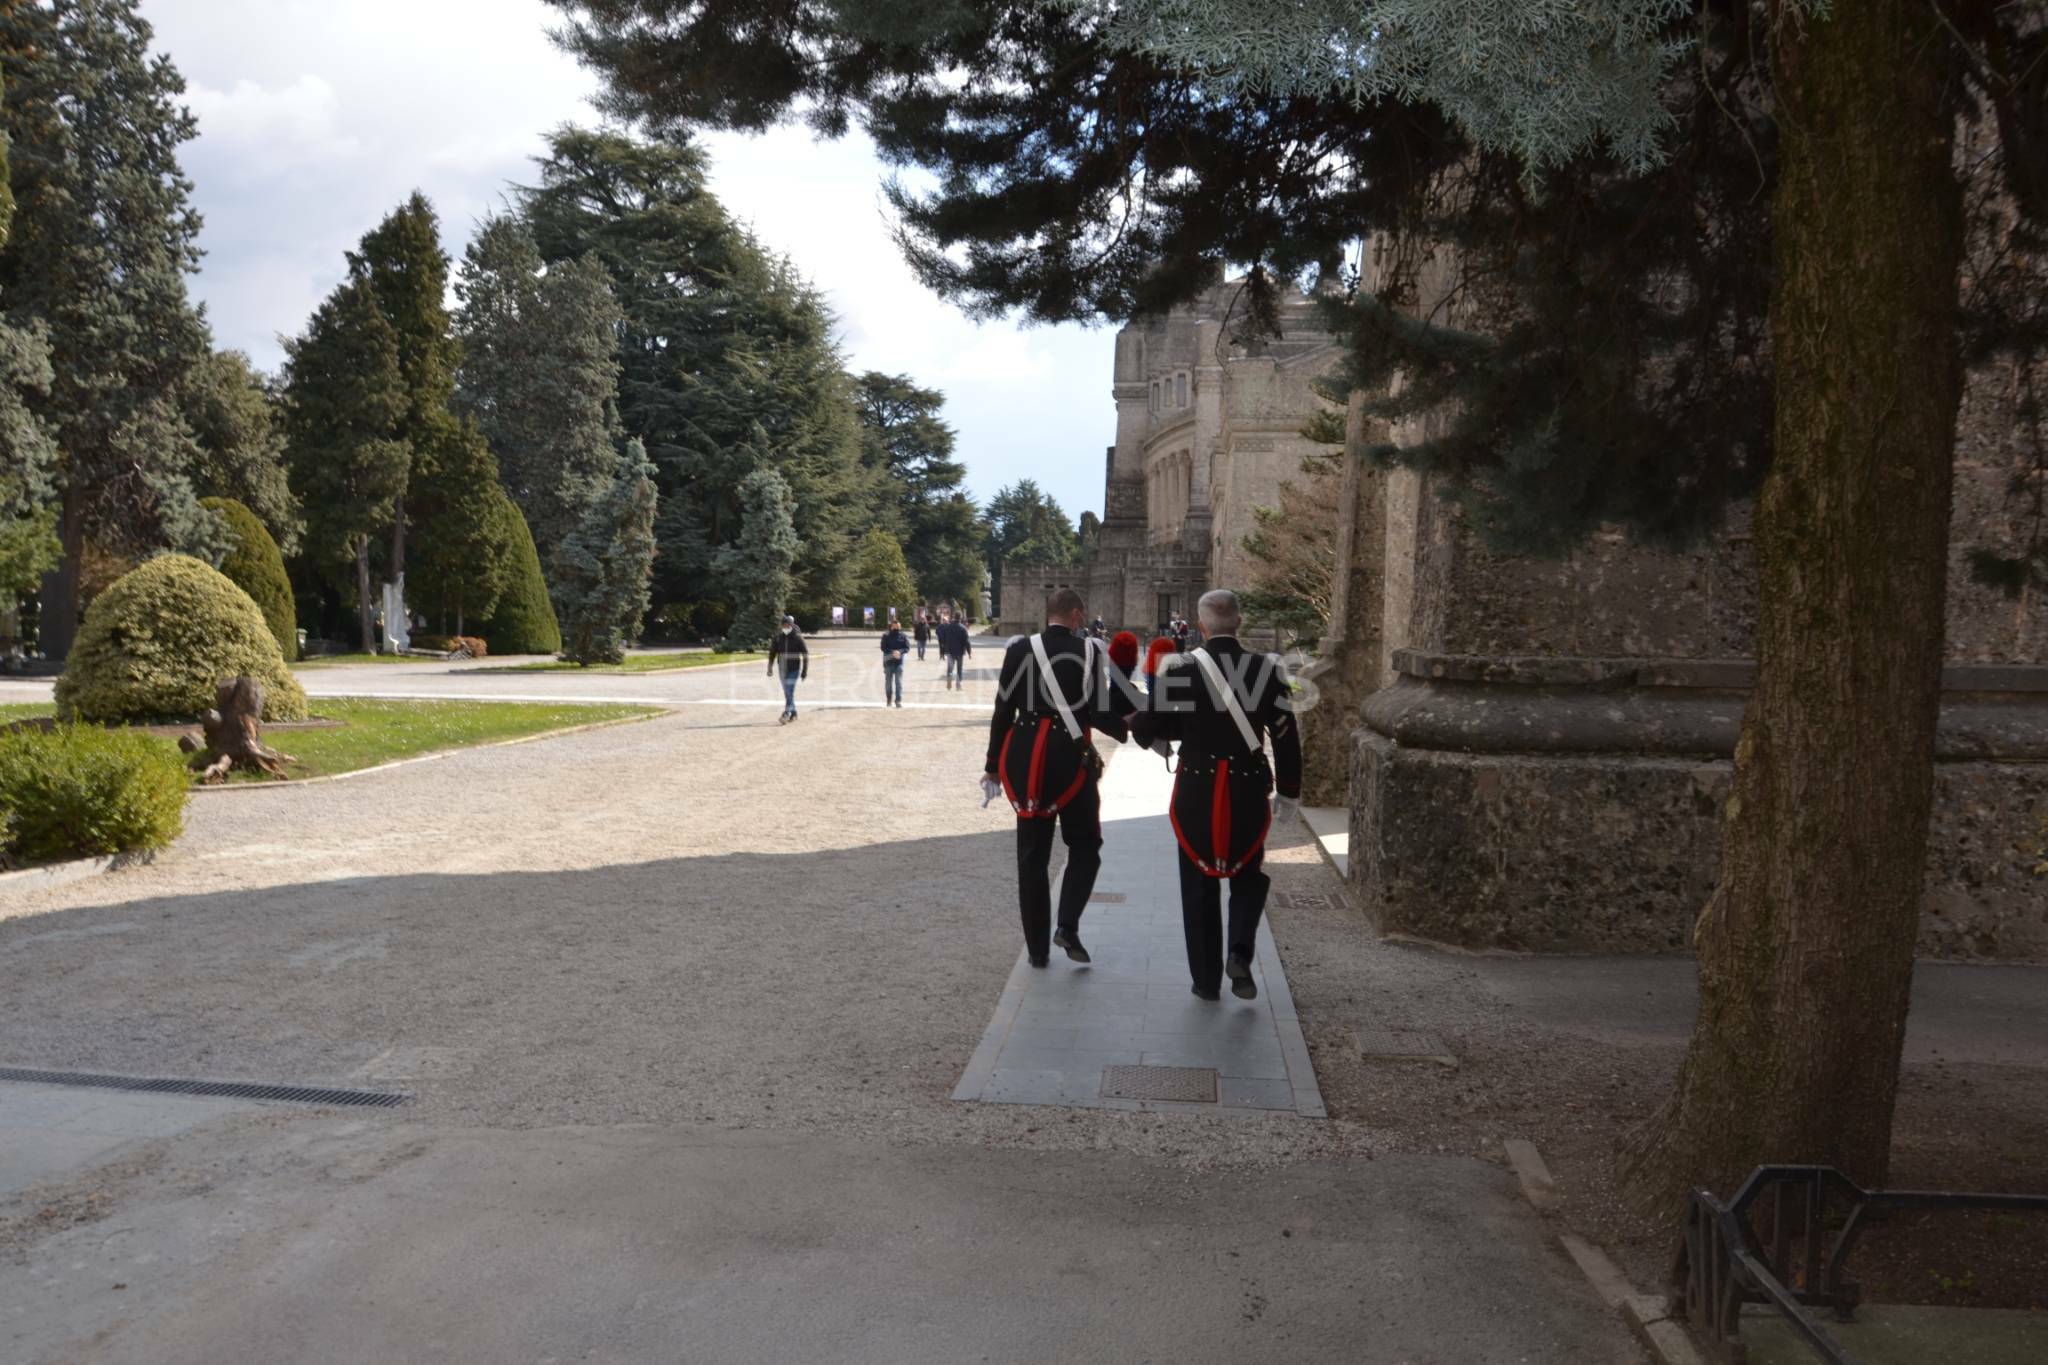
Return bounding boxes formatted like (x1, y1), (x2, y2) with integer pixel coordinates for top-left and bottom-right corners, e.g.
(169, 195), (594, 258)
(997, 278), (1342, 633)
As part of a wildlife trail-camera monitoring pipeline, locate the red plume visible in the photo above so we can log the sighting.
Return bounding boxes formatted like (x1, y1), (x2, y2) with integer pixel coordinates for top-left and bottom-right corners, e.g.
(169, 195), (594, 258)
(1107, 630), (1140, 673)
(1143, 635), (1177, 678)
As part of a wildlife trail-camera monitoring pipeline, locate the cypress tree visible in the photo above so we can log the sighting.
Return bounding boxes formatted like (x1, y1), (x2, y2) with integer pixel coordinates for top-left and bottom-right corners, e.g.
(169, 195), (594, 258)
(0, 69), (59, 631)
(408, 415), (514, 636)
(281, 277), (410, 654)
(480, 495), (562, 655)
(201, 496), (296, 661)
(553, 439), (658, 666)
(716, 468), (800, 649)
(183, 350), (300, 556)
(347, 192), (459, 594)
(2, 0), (222, 658)
(844, 527), (918, 621)
(454, 215), (624, 558)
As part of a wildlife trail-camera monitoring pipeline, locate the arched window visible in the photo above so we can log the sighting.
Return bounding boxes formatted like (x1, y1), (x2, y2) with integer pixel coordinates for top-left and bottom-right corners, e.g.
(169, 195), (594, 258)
(1175, 372), (1188, 407)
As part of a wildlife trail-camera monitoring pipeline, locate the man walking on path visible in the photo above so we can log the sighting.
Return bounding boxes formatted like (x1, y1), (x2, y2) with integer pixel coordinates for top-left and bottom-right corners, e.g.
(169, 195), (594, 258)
(1134, 590), (1301, 1001)
(984, 589), (1131, 968)
(767, 615), (809, 724)
(914, 616), (930, 660)
(937, 614), (972, 690)
(881, 620), (910, 708)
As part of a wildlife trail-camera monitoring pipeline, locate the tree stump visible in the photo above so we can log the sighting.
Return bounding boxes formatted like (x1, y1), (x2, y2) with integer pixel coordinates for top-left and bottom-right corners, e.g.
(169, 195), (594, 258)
(180, 676), (297, 783)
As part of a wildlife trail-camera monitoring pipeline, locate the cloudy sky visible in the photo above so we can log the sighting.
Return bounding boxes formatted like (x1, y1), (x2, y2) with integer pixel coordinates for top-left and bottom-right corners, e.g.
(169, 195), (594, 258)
(145, 0), (1115, 521)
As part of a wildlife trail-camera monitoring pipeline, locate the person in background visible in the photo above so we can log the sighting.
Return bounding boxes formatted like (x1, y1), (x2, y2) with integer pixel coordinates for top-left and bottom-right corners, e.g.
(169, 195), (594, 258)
(880, 619), (911, 707)
(937, 613), (972, 690)
(768, 615), (808, 724)
(914, 614), (931, 661)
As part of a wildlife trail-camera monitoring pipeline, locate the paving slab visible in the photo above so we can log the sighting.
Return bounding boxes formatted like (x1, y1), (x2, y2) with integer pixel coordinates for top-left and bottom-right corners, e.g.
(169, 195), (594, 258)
(954, 750), (1325, 1117)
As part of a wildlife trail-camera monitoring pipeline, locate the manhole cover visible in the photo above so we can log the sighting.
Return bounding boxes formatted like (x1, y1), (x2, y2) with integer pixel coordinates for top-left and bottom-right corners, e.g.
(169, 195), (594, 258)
(1271, 893), (1335, 911)
(1088, 891), (1126, 904)
(1100, 1064), (1217, 1102)
(1355, 1026), (1457, 1067)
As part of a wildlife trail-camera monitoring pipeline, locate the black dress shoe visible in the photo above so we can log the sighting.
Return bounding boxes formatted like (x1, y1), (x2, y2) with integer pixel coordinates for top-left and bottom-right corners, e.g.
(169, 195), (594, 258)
(1226, 953), (1257, 1000)
(1052, 927), (1091, 963)
(1191, 984), (1220, 1002)
(1029, 955), (1049, 969)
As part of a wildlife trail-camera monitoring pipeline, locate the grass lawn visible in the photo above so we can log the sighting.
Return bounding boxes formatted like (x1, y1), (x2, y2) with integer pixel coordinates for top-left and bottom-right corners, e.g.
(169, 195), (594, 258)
(489, 651), (763, 674)
(293, 652), (460, 668)
(0, 702), (49, 724)
(0, 698), (660, 782)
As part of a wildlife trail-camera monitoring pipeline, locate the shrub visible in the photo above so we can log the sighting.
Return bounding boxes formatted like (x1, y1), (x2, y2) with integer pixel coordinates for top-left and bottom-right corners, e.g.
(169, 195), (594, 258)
(480, 495), (561, 655)
(202, 497), (297, 661)
(0, 725), (188, 866)
(55, 555), (308, 724)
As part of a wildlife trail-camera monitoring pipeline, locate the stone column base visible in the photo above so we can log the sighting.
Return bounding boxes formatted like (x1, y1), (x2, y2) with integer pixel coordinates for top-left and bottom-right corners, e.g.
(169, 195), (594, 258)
(1348, 652), (2048, 959)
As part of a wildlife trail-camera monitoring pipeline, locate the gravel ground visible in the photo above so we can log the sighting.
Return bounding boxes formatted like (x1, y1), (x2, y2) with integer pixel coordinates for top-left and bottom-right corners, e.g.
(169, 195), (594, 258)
(0, 639), (1380, 1172)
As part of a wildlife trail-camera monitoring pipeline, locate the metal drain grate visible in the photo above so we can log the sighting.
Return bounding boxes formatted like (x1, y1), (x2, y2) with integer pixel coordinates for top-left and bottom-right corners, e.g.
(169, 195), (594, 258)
(1270, 893), (1336, 911)
(1088, 891), (1126, 904)
(1100, 1064), (1218, 1102)
(0, 1065), (412, 1108)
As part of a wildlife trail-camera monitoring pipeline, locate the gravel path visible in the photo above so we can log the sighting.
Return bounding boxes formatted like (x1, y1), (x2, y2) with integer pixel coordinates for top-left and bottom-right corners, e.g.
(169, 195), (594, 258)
(0, 637), (1378, 1166)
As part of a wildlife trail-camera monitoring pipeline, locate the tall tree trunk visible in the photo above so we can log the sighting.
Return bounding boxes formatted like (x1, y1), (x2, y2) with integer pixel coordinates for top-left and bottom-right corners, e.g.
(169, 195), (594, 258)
(1620, 1), (1964, 1210)
(35, 484), (85, 662)
(355, 536), (376, 655)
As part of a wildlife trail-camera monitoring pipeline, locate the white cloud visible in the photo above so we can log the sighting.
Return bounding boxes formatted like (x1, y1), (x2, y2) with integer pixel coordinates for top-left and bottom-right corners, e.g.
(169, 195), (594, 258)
(147, 0), (1114, 519)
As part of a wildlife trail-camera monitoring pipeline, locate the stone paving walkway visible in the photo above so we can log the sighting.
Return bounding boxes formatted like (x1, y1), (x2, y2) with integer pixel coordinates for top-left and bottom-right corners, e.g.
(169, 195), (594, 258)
(953, 749), (1324, 1117)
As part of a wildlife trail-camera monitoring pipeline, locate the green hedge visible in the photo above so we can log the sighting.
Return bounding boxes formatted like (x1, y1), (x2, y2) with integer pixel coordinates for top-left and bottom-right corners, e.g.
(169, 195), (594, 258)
(0, 725), (188, 866)
(55, 554), (308, 724)
(202, 497), (297, 662)
(481, 496), (561, 655)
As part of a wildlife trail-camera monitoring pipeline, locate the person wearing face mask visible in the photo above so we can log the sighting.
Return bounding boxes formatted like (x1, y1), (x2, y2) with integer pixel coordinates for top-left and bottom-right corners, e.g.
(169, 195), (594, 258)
(767, 615), (809, 724)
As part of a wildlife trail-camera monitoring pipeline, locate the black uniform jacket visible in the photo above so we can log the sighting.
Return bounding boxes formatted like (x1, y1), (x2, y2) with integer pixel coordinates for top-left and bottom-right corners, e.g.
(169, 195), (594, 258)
(1133, 637), (1303, 877)
(985, 625), (1132, 817)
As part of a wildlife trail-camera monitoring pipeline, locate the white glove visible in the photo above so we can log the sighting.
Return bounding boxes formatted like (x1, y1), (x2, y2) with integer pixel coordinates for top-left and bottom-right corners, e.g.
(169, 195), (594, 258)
(1273, 795), (1301, 824)
(980, 775), (1004, 808)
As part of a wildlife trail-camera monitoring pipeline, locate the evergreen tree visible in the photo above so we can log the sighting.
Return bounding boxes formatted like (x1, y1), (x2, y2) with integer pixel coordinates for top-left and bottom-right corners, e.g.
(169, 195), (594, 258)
(981, 479), (1079, 607)
(347, 192), (459, 592)
(454, 215), (624, 557)
(520, 128), (873, 612)
(854, 370), (974, 596)
(282, 278), (410, 653)
(716, 467), (800, 649)
(479, 495), (562, 655)
(553, 438), (658, 665)
(1, 0), (222, 658)
(917, 492), (988, 607)
(0, 69), (58, 634)
(182, 350), (300, 556)
(845, 526), (918, 620)
(408, 416), (514, 635)
(201, 496), (296, 661)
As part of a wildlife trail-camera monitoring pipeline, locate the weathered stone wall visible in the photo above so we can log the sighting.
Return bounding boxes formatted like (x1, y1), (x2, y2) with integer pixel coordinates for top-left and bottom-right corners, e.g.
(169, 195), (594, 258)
(1347, 653), (2048, 960)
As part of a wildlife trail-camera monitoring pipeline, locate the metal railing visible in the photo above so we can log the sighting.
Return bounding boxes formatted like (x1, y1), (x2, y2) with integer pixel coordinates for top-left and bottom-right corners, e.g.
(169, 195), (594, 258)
(1677, 1164), (2048, 1363)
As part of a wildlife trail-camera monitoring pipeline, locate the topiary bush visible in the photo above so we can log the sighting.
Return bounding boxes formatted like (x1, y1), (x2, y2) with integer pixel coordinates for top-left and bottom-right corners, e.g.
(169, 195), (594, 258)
(202, 497), (297, 662)
(54, 554), (309, 724)
(0, 724), (188, 866)
(481, 495), (561, 655)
